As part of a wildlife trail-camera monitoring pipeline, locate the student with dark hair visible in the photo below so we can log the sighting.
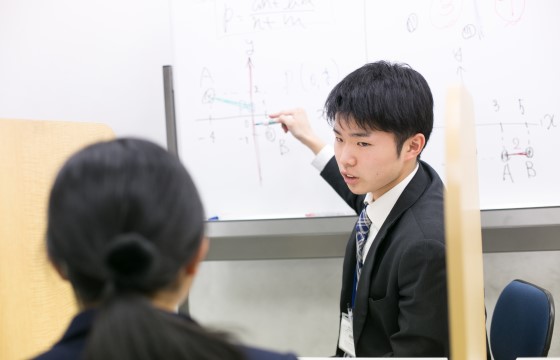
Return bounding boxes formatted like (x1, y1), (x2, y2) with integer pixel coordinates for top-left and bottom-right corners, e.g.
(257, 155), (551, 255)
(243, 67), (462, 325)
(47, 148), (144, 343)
(270, 61), (449, 357)
(35, 138), (298, 360)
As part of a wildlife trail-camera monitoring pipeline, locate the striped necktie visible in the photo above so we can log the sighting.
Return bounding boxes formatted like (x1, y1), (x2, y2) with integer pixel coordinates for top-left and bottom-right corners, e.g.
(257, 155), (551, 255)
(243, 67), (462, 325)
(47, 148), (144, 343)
(355, 207), (372, 288)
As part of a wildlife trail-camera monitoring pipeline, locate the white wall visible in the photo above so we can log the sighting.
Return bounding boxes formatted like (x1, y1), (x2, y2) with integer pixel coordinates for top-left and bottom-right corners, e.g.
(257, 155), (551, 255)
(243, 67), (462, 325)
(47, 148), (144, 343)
(190, 252), (560, 357)
(190, 258), (343, 356)
(0, 0), (172, 146)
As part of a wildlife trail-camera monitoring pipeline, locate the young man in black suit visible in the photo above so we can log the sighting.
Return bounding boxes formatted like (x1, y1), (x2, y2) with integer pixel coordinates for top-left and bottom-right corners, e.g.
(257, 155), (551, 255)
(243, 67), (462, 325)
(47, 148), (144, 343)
(270, 61), (449, 357)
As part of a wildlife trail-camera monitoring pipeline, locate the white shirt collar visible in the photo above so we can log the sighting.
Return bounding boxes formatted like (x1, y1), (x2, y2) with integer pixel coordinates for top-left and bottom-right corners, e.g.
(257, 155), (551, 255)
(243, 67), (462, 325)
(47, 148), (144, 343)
(364, 163), (419, 231)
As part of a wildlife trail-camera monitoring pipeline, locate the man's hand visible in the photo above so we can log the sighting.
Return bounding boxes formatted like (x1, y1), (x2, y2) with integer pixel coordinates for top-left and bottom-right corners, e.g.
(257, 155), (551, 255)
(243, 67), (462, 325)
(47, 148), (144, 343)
(268, 108), (326, 155)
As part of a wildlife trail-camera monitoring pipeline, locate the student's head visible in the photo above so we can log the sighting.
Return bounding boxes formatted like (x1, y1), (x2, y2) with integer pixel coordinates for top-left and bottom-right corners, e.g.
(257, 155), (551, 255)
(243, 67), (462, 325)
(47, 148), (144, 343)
(46, 138), (243, 360)
(324, 61), (434, 198)
(47, 138), (204, 307)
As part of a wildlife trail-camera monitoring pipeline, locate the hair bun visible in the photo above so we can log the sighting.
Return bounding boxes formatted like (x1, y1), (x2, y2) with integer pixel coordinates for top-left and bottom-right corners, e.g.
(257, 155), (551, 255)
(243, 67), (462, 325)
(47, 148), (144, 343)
(104, 233), (157, 289)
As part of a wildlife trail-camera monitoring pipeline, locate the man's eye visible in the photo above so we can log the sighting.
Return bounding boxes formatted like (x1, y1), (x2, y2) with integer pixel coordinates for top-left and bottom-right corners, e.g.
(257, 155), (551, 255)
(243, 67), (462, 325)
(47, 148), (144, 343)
(335, 137), (343, 142)
(357, 142), (370, 147)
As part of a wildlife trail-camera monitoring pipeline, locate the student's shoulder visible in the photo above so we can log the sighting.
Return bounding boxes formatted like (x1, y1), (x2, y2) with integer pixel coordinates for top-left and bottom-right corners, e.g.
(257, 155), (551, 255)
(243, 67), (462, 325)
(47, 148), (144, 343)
(33, 346), (77, 360)
(240, 345), (298, 360)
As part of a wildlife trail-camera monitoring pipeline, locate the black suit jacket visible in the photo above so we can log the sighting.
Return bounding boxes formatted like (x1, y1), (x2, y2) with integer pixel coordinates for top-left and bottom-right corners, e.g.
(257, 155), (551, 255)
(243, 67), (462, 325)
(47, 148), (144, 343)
(322, 158), (449, 357)
(33, 309), (298, 360)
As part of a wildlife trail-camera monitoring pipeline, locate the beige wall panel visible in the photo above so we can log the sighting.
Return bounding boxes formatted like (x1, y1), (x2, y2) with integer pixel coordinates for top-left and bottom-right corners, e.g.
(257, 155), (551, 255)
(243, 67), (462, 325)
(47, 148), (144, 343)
(0, 119), (113, 359)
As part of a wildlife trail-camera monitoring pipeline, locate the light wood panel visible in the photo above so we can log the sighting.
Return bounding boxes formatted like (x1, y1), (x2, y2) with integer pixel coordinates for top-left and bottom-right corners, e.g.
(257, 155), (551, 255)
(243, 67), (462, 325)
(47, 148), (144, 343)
(444, 86), (487, 360)
(0, 119), (113, 359)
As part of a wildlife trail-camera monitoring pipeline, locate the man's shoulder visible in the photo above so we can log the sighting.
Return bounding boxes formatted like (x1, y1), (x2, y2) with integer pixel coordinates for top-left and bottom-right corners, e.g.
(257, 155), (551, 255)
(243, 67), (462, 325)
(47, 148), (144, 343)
(412, 160), (445, 203)
(397, 163), (445, 241)
(417, 160), (444, 188)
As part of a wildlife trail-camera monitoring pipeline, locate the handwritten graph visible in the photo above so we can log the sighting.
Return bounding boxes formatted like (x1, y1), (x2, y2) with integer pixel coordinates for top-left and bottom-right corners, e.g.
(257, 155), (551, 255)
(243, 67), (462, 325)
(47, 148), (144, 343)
(171, 0), (364, 219)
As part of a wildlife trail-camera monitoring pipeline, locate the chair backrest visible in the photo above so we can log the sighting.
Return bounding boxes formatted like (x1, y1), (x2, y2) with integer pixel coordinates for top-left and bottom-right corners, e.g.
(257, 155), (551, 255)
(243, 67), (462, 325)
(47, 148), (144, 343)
(490, 279), (555, 360)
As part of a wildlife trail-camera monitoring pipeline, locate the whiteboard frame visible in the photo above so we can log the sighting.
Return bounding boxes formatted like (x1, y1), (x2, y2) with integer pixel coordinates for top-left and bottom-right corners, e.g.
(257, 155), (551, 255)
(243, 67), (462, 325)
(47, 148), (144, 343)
(203, 207), (560, 260)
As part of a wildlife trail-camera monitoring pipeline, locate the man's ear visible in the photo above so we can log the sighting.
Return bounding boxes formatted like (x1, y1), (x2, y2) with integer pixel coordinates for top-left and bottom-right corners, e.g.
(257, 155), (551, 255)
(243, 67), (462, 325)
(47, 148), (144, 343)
(404, 133), (426, 160)
(185, 237), (209, 276)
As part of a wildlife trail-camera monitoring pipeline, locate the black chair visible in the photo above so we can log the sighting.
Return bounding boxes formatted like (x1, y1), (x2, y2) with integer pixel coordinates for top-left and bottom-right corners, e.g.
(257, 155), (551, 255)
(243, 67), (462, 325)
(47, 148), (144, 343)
(490, 279), (555, 360)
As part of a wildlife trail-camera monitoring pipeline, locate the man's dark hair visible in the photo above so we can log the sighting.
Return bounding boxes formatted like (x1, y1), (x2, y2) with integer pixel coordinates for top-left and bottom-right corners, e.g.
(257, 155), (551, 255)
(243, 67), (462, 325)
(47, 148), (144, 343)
(324, 61), (434, 156)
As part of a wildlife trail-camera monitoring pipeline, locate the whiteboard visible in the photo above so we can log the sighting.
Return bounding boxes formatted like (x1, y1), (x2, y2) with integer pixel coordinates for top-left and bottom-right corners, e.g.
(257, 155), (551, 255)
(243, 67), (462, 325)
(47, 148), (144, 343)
(365, 0), (560, 210)
(170, 0), (560, 220)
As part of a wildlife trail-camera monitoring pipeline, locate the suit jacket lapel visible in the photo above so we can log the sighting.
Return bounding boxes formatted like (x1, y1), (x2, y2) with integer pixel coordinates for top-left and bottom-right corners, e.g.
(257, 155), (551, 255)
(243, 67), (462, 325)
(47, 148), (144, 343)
(341, 226), (358, 310)
(352, 162), (431, 345)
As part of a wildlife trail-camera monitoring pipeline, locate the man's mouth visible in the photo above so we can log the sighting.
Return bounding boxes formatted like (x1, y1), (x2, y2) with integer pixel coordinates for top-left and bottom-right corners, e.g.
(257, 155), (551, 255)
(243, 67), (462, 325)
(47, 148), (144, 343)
(342, 171), (359, 185)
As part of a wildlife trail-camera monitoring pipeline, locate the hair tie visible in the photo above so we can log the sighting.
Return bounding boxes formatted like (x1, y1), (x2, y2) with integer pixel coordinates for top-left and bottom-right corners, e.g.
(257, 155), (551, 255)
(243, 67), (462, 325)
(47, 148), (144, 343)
(104, 233), (157, 291)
